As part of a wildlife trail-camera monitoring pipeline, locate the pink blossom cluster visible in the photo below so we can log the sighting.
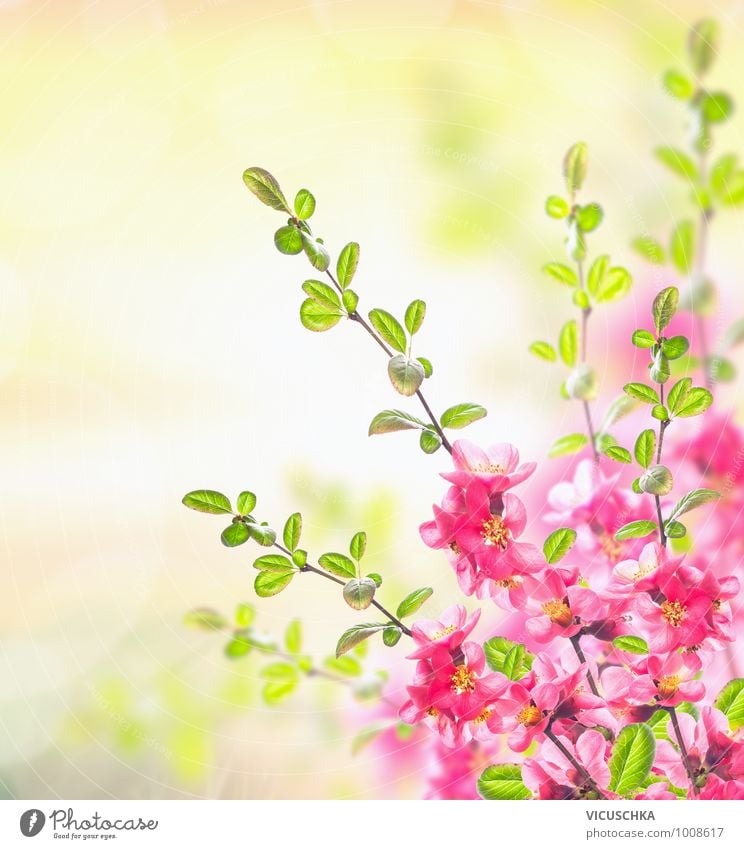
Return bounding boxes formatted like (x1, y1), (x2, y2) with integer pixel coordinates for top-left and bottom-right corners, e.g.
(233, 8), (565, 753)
(395, 431), (744, 800)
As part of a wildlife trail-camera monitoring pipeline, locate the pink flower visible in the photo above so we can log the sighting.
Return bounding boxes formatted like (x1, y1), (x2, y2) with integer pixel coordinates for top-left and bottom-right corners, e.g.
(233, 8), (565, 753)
(423, 739), (498, 800)
(407, 605), (481, 660)
(627, 652), (705, 707)
(485, 674), (559, 752)
(635, 781), (677, 800)
(441, 440), (536, 495)
(522, 730), (610, 799)
(607, 542), (683, 597)
(454, 482), (544, 581)
(635, 575), (712, 652)
(522, 568), (607, 643)
(699, 775), (744, 799)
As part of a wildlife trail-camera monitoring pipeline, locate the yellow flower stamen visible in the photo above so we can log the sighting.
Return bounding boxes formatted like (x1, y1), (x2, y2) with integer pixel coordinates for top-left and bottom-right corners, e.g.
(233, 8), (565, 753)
(474, 463), (507, 474)
(481, 515), (511, 549)
(657, 675), (681, 699)
(472, 707), (492, 725)
(430, 624), (457, 640)
(451, 666), (477, 695)
(542, 598), (573, 627)
(660, 600), (686, 627)
(516, 704), (543, 727)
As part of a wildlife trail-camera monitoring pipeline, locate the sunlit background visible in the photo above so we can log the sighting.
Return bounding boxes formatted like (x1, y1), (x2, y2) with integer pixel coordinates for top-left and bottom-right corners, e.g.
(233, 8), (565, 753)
(1, 0), (743, 799)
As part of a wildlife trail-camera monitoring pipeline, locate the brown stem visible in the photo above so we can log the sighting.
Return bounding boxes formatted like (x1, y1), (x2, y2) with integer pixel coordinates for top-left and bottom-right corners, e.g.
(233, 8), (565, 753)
(569, 634), (600, 697)
(325, 269), (453, 454)
(275, 542), (413, 636)
(546, 727), (607, 799)
(667, 706), (699, 797)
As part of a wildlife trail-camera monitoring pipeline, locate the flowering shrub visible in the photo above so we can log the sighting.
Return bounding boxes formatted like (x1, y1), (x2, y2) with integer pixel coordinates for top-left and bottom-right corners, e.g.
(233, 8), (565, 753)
(182, 18), (744, 800)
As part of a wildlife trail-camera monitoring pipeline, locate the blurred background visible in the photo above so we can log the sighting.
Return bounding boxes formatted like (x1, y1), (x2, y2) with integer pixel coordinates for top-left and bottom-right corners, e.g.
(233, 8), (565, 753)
(1, 0), (743, 799)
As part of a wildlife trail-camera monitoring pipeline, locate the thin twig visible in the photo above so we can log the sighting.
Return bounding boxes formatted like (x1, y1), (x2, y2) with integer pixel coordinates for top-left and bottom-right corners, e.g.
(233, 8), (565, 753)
(569, 634), (600, 697)
(667, 706), (700, 797)
(546, 727), (607, 798)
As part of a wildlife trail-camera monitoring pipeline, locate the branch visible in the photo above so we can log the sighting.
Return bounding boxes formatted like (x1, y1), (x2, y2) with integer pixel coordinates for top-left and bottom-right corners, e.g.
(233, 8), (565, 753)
(667, 706), (700, 797)
(546, 726), (607, 799)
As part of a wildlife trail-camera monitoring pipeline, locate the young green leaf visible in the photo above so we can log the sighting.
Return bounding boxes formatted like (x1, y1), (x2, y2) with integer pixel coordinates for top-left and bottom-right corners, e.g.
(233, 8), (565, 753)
(255, 568), (295, 598)
(404, 299), (426, 335)
(318, 552), (357, 579)
(596, 267), (632, 304)
(184, 607), (228, 631)
(483, 636), (534, 676)
(654, 146), (697, 181)
(224, 634), (252, 658)
(573, 289), (590, 310)
(302, 279), (342, 310)
(548, 433), (588, 457)
(336, 242), (360, 289)
(248, 524), (277, 546)
(665, 520), (687, 539)
(634, 429), (657, 469)
(274, 225), (303, 254)
(283, 512), (302, 552)
(503, 645), (528, 681)
(440, 403), (487, 430)
(631, 236), (665, 264)
(688, 18), (719, 76)
(576, 202), (603, 232)
(285, 619), (302, 653)
(387, 355), (425, 397)
(608, 724), (655, 796)
(182, 489), (233, 515)
(612, 636), (649, 655)
(543, 528), (577, 564)
(605, 445), (632, 464)
(236, 491), (257, 515)
(545, 195), (569, 218)
(701, 91), (733, 123)
(335, 623), (387, 658)
(649, 350), (671, 385)
(623, 383), (660, 405)
(299, 297), (344, 332)
(253, 553), (295, 571)
(670, 222), (694, 274)
(614, 520), (658, 541)
(396, 587), (434, 619)
(666, 488), (720, 523)
(667, 377), (692, 414)
(586, 255), (609, 297)
(563, 141), (588, 194)
(235, 602), (255, 628)
(661, 335), (689, 359)
(715, 679), (744, 731)
(674, 386), (713, 417)
(639, 465), (673, 496)
(417, 356), (433, 377)
(542, 262), (578, 287)
(558, 319), (578, 367)
(662, 68), (694, 99)
(419, 429), (442, 454)
(652, 287), (679, 334)
(292, 549), (307, 568)
(242, 167), (290, 213)
(294, 188), (316, 219)
(632, 329), (656, 348)
(382, 626), (402, 647)
(221, 522), (250, 547)
(368, 409), (427, 435)
(301, 233), (331, 272)
(478, 764), (532, 800)
(342, 289), (359, 313)
(368, 309), (407, 353)
(343, 578), (376, 610)
(367, 572), (382, 587)
(529, 341), (557, 362)
(350, 531), (367, 561)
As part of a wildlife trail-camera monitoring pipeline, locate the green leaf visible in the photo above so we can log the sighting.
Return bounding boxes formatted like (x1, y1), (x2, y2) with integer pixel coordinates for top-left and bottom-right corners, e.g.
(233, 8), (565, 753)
(299, 297), (343, 332)
(634, 429), (656, 469)
(248, 524), (276, 546)
(263, 679), (298, 705)
(383, 626), (402, 647)
(596, 267), (632, 304)
(274, 224), (302, 254)
(300, 233), (331, 272)
(710, 154), (738, 196)
(670, 223), (694, 274)
(387, 355), (425, 397)
(419, 429), (442, 454)
(666, 488), (720, 523)
(688, 18), (719, 76)
(242, 167), (290, 213)
(650, 350), (671, 385)
(586, 254), (609, 298)
(182, 489), (232, 515)
(396, 587), (434, 619)
(653, 287), (680, 334)
(662, 68), (694, 99)
(368, 309), (407, 353)
(542, 262), (578, 287)
(631, 236), (665, 265)
(318, 552), (357, 579)
(701, 91), (733, 123)
(224, 634), (252, 659)
(367, 572), (382, 587)
(608, 723), (655, 796)
(368, 409), (427, 435)
(221, 522), (250, 547)
(623, 382), (660, 405)
(503, 645), (528, 682)
(294, 188), (315, 219)
(350, 531), (367, 561)
(342, 289), (359, 313)
(545, 195), (569, 218)
(639, 464), (673, 496)
(667, 378), (692, 414)
(302, 279), (341, 310)
(665, 520), (687, 539)
(543, 528), (577, 564)
(600, 394), (638, 431)
(343, 578), (376, 610)
(336, 242), (360, 290)
(715, 679), (744, 730)
(283, 512), (302, 552)
(654, 146), (697, 181)
(614, 520), (658, 541)
(605, 445), (632, 464)
(336, 623), (387, 657)
(478, 764), (532, 801)
(184, 607), (228, 631)
(661, 335), (689, 359)
(573, 289), (590, 310)
(253, 553), (294, 572)
(236, 491), (257, 515)
(576, 202), (603, 232)
(261, 661), (298, 682)
(548, 433), (588, 457)
(404, 299), (426, 335)
(235, 602), (255, 628)
(417, 356), (433, 378)
(563, 141), (588, 194)
(558, 319), (578, 367)
(440, 403), (487, 430)
(674, 386), (713, 417)
(255, 568), (294, 598)
(483, 636), (534, 676)
(632, 329), (656, 348)
(613, 635), (649, 655)
(529, 341), (557, 362)
(292, 549), (307, 568)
